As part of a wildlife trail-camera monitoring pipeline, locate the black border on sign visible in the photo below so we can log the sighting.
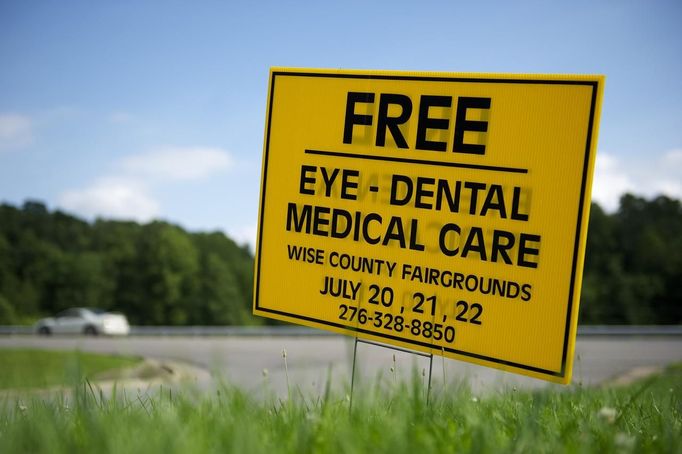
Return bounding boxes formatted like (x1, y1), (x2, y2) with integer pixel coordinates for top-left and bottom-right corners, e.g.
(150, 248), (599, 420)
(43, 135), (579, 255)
(255, 71), (600, 379)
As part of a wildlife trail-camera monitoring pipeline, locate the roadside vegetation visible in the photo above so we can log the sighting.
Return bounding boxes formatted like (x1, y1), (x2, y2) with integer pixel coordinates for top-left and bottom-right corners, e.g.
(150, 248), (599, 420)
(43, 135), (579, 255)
(0, 349), (140, 390)
(1, 356), (679, 453)
(1, 193), (681, 326)
(0, 201), (255, 326)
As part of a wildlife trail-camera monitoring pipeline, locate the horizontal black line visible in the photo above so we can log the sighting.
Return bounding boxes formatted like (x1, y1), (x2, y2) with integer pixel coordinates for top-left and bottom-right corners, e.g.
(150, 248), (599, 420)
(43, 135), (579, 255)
(273, 71), (599, 87)
(305, 149), (528, 174)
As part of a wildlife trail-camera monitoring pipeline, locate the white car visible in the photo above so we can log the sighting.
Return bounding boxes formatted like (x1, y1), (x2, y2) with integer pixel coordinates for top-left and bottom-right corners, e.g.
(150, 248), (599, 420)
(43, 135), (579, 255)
(35, 308), (130, 336)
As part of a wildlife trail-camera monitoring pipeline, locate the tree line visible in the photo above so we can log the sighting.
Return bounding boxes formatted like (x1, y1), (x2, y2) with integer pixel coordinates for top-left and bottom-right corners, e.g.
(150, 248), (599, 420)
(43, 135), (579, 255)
(0, 194), (680, 325)
(0, 201), (257, 325)
(580, 194), (681, 324)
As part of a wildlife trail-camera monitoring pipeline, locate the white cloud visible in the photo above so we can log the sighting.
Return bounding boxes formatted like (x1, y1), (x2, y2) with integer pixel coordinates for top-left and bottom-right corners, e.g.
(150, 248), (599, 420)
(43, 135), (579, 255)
(57, 145), (235, 223)
(58, 177), (160, 222)
(653, 179), (682, 197)
(0, 114), (33, 151)
(592, 153), (635, 211)
(662, 148), (682, 166)
(592, 149), (682, 211)
(109, 112), (134, 124)
(122, 147), (233, 181)
(226, 224), (257, 251)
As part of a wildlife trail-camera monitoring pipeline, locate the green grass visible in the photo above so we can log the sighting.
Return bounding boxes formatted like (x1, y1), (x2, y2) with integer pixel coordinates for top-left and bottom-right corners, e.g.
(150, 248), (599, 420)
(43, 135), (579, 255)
(0, 349), (141, 390)
(0, 361), (680, 453)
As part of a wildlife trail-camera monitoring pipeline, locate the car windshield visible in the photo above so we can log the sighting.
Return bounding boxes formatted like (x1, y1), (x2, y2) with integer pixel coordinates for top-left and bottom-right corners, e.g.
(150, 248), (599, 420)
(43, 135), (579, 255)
(55, 308), (81, 318)
(86, 308), (106, 315)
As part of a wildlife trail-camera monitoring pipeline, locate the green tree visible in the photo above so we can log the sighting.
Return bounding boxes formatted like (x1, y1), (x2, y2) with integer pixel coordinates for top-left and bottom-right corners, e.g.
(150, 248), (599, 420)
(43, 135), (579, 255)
(192, 252), (245, 325)
(42, 252), (113, 312)
(192, 232), (257, 325)
(0, 201), (258, 325)
(126, 222), (200, 325)
(581, 195), (682, 324)
(0, 294), (16, 324)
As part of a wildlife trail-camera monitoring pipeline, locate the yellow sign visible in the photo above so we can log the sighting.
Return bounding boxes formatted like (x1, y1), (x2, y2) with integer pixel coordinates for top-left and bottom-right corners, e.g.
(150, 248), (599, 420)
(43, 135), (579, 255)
(253, 68), (604, 384)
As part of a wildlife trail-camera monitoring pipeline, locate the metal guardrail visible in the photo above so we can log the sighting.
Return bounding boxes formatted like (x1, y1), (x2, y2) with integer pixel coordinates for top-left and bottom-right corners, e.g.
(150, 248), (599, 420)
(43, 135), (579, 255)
(0, 325), (326, 336)
(0, 326), (34, 335)
(577, 325), (682, 336)
(1, 325), (681, 336)
(129, 325), (329, 336)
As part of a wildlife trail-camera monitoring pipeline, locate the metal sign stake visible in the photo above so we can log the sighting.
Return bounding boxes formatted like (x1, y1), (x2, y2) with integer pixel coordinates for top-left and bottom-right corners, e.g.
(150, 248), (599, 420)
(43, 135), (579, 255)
(349, 336), (434, 414)
(349, 335), (359, 414)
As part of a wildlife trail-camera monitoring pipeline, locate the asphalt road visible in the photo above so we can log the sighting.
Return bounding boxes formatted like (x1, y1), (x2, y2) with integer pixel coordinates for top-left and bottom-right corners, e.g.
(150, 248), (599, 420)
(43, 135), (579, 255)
(1, 335), (681, 397)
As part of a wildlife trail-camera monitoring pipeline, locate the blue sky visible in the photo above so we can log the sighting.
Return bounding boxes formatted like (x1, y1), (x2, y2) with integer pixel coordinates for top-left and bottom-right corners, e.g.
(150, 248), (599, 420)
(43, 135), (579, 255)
(1, 1), (680, 248)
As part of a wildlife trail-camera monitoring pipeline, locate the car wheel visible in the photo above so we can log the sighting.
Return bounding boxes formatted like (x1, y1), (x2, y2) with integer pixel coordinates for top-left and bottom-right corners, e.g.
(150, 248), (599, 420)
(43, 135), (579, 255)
(38, 326), (51, 336)
(83, 325), (99, 336)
